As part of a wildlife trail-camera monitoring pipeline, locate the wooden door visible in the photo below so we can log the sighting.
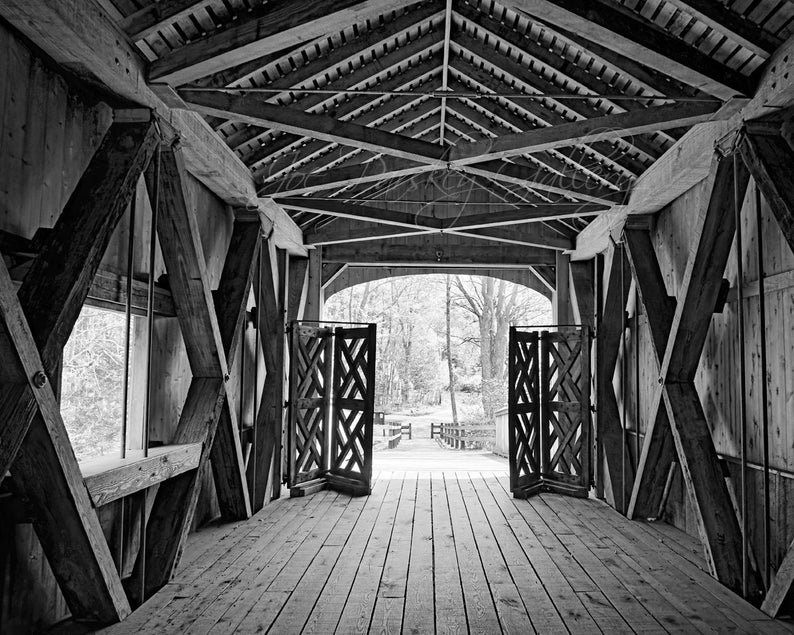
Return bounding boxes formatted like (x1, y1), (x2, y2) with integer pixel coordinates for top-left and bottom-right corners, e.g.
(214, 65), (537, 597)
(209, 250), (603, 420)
(508, 328), (542, 497)
(287, 323), (333, 486)
(509, 327), (592, 498)
(541, 329), (591, 496)
(287, 322), (376, 496)
(328, 324), (376, 496)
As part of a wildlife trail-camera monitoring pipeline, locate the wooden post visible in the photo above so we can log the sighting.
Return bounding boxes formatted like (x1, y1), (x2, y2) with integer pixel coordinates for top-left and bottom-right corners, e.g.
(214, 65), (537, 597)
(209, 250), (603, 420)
(304, 247), (324, 321)
(595, 244), (634, 512)
(553, 251), (573, 325)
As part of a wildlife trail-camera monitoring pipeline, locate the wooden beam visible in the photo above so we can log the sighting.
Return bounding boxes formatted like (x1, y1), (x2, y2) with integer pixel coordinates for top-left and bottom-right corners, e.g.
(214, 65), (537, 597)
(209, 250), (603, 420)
(623, 227), (677, 520)
(180, 89), (447, 165)
(739, 132), (794, 256)
(449, 101), (728, 164)
(287, 256), (309, 324)
(445, 226), (573, 250)
(0, 0), (305, 255)
(263, 156), (622, 204)
(596, 243), (633, 512)
(131, 144), (232, 603)
(322, 236), (557, 266)
(120, 0), (215, 41)
(210, 219), (262, 520)
(661, 157), (748, 382)
(280, 197), (443, 230)
(762, 539), (794, 617)
(0, 258), (131, 622)
(82, 444), (202, 507)
(501, 0), (756, 99)
(250, 242), (286, 511)
(625, 158), (762, 596)
(554, 251), (573, 324)
(321, 263), (347, 288)
(150, 0), (416, 85)
(569, 260), (594, 330)
(0, 121), (158, 481)
(572, 31), (794, 260)
(324, 265), (554, 300)
(662, 0), (780, 59)
(305, 248), (324, 321)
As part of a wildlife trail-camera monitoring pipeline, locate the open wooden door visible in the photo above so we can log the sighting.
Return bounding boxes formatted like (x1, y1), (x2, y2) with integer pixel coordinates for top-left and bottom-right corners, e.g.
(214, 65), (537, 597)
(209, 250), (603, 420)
(509, 327), (592, 498)
(287, 322), (376, 497)
(328, 324), (376, 496)
(287, 323), (333, 487)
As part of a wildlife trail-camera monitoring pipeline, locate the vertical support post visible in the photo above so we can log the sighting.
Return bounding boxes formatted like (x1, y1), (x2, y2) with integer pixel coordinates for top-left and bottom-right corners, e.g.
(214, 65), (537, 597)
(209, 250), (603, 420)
(554, 251), (572, 326)
(305, 247), (324, 321)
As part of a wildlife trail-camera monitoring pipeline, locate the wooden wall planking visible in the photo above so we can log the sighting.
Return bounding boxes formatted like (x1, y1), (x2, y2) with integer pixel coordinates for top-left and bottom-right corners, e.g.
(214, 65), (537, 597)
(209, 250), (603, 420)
(620, 173), (794, 586)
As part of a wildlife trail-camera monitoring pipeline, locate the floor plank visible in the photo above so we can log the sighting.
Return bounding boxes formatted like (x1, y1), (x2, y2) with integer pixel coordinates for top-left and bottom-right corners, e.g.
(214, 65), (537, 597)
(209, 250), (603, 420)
(102, 445), (794, 635)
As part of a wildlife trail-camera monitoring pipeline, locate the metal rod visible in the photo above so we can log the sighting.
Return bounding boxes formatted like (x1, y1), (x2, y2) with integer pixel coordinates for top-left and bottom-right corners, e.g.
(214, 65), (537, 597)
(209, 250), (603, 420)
(282, 198), (614, 206)
(139, 146), (160, 605)
(755, 182), (771, 589)
(143, 147), (160, 460)
(182, 86), (721, 103)
(252, 244), (262, 507)
(620, 243), (627, 515)
(121, 190), (136, 459)
(634, 285), (641, 472)
(139, 490), (147, 603)
(734, 152), (749, 599)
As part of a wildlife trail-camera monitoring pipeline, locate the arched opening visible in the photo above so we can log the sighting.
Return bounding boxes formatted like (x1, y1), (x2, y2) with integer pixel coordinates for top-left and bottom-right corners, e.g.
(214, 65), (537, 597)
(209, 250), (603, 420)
(323, 273), (552, 471)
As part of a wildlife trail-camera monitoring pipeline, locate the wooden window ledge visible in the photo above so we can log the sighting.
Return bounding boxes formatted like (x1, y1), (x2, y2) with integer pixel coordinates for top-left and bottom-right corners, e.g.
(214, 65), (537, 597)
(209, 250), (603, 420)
(80, 444), (202, 507)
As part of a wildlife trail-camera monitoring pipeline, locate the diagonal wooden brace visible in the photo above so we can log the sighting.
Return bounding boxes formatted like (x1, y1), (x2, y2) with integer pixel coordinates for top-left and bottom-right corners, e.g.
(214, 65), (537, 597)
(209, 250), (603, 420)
(210, 218), (262, 520)
(0, 119), (157, 622)
(249, 240), (287, 512)
(596, 243), (634, 512)
(623, 155), (763, 596)
(130, 142), (241, 602)
(0, 257), (131, 623)
(739, 131), (794, 255)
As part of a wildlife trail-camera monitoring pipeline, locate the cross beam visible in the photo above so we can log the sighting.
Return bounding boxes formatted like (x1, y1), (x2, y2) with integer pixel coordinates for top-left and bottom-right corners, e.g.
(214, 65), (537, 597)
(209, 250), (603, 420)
(624, 155), (763, 597)
(0, 119), (159, 622)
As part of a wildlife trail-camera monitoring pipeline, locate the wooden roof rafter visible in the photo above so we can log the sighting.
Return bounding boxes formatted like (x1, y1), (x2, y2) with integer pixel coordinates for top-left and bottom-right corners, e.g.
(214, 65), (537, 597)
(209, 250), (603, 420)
(213, 6), (447, 144)
(450, 38), (669, 164)
(453, 1), (682, 146)
(249, 64), (446, 179)
(222, 31), (447, 158)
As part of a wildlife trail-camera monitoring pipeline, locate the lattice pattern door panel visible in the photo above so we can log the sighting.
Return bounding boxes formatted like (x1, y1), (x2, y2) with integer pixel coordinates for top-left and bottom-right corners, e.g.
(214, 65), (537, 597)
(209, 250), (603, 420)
(508, 328), (542, 496)
(541, 329), (591, 496)
(288, 324), (332, 486)
(329, 325), (376, 495)
(508, 327), (591, 498)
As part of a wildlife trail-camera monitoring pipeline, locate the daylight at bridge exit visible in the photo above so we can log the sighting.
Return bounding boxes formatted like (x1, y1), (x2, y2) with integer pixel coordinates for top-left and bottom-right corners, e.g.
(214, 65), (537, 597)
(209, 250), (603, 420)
(1, 0), (794, 633)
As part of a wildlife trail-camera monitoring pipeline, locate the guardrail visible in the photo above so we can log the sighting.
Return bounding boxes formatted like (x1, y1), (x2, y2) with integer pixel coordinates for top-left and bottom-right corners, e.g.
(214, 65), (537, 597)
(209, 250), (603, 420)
(373, 423), (402, 449)
(431, 422), (495, 450)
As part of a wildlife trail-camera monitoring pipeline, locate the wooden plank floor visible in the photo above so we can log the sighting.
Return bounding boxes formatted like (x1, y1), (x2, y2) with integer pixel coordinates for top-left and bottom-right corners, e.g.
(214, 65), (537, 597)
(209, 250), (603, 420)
(102, 453), (793, 633)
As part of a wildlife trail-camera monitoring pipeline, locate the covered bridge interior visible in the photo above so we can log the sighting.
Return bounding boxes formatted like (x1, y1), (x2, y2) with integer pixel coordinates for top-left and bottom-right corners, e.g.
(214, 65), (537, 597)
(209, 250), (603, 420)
(1, 0), (794, 632)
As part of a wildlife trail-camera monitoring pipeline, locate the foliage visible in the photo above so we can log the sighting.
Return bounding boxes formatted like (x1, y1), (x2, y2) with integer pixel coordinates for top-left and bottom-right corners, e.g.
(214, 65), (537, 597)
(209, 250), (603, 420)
(324, 275), (551, 422)
(60, 306), (128, 460)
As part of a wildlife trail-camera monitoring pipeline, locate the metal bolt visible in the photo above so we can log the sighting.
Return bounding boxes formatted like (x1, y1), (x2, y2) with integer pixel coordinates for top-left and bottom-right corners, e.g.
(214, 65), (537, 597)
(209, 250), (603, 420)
(32, 371), (47, 388)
